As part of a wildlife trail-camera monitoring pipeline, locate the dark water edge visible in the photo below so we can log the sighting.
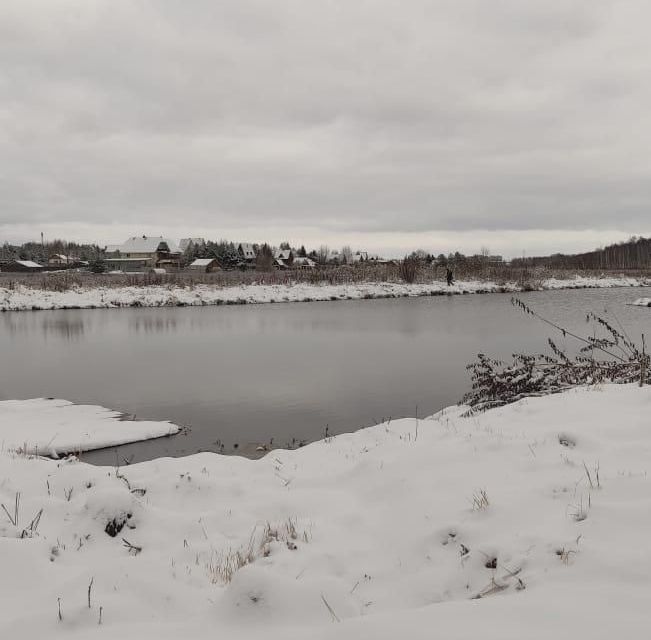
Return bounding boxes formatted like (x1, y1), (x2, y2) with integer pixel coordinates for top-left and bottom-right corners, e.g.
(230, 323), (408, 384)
(0, 286), (648, 465)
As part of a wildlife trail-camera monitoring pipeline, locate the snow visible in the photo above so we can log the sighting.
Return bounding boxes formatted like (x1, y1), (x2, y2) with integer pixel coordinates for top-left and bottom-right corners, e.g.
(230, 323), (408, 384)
(0, 276), (648, 312)
(11, 260), (43, 269)
(0, 384), (649, 638)
(105, 236), (181, 255)
(631, 297), (651, 307)
(0, 399), (181, 456)
(189, 258), (215, 267)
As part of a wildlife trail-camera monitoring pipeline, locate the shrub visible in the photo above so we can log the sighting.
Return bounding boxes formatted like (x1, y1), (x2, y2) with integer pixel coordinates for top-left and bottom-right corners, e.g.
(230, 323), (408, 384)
(462, 298), (649, 412)
(399, 254), (419, 283)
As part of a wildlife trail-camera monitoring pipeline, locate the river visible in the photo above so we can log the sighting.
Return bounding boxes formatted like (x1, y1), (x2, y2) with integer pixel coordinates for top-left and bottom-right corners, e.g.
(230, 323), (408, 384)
(0, 287), (648, 463)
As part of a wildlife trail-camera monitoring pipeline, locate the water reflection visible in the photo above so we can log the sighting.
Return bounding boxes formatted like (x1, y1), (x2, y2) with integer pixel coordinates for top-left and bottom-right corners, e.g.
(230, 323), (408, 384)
(1, 314), (86, 341)
(129, 316), (179, 334)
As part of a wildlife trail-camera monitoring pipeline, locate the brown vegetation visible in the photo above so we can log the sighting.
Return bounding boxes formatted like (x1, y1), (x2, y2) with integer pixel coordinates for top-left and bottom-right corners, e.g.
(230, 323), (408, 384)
(1, 262), (647, 293)
(463, 298), (650, 413)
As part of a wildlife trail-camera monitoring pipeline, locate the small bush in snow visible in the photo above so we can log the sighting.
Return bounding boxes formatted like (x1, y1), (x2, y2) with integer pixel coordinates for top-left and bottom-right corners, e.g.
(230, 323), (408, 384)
(207, 518), (312, 584)
(463, 298), (650, 412)
(470, 489), (490, 511)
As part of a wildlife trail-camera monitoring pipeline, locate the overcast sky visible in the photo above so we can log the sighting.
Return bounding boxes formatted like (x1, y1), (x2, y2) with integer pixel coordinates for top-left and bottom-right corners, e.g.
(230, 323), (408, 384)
(1, 1), (650, 257)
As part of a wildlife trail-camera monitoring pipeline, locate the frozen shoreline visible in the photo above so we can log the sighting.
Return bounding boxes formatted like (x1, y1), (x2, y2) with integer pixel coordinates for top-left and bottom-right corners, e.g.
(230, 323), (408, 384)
(0, 275), (648, 312)
(1, 384), (650, 638)
(0, 398), (181, 456)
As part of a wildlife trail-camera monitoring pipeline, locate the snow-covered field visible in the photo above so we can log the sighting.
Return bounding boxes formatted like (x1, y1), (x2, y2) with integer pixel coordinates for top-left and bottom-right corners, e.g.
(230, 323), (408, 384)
(0, 275), (648, 311)
(1, 384), (649, 638)
(0, 399), (181, 456)
(631, 297), (651, 307)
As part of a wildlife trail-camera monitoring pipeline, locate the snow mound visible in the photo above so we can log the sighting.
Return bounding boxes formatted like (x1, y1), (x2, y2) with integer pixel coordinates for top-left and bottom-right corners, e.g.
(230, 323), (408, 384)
(216, 565), (356, 627)
(84, 486), (138, 537)
(0, 384), (650, 639)
(0, 398), (181, 455)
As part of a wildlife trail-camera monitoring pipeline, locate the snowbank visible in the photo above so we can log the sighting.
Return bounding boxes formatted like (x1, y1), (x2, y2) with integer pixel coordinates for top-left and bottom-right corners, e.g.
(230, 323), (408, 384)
(0, 384), (650, 639)
(631, 297), (651, 307)
(0, 398), (181, 456)
(0, 276), (648, 311)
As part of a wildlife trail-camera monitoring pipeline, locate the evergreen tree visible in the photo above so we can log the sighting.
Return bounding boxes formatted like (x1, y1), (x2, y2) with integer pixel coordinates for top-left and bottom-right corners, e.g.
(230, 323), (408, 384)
(89, 258), (107, 273)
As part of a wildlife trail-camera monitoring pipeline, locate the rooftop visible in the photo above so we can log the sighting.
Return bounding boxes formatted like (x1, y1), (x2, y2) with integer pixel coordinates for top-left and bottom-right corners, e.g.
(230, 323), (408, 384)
(105, 236), (181, 255)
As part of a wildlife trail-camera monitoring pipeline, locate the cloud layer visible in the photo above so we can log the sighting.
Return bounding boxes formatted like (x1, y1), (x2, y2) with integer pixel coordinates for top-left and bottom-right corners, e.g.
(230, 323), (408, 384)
(1, 1), (649, 255)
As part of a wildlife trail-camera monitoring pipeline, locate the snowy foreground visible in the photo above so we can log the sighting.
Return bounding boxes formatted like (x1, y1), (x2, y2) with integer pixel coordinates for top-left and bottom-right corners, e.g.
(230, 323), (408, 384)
(0, 275), (648, 311)
(0, 399), (181, 456)
(632, 297), (651, 307)
(1, 385), (650, 638)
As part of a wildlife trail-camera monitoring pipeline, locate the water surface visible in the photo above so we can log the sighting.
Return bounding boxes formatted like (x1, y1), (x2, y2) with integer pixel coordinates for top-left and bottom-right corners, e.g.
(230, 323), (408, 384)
(1, 287), (648, 463)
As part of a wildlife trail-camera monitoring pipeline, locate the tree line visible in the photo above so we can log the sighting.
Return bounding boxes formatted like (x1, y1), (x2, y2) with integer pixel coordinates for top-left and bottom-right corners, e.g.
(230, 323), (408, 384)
(511, 236), (650, 270)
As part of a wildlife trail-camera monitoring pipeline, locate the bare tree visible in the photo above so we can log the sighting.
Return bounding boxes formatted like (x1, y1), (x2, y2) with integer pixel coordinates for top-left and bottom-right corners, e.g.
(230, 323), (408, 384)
(255, 243), (274, 271)
(316, 245), (330, 265)
(399, 254), (419, 283)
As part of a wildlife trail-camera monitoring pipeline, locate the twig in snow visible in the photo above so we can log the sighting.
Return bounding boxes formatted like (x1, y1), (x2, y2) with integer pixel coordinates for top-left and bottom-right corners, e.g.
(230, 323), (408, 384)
(321, 594), (340, 622)
(122, 538), (142, 555)
(1, 492), (20, 526)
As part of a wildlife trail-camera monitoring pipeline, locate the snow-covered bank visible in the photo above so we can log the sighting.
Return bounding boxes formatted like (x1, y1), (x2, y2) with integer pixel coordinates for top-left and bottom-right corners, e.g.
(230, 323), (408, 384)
(1, 384), (650, 638)
(0, 275), (648, 311)
(631, 297), (651, 307)
(0, 399), (181, 456)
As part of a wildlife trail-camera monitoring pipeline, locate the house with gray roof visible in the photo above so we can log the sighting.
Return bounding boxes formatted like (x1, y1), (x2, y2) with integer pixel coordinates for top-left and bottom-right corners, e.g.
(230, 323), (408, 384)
(179, 238), (206, 252)
(1, 260), (44, 272)
(104, 236), (181, 272)
(48, 254), (78, 267)
(188, 257), (219, 273)
(274, 248), (294, 265)
(238, 243), (257, 262)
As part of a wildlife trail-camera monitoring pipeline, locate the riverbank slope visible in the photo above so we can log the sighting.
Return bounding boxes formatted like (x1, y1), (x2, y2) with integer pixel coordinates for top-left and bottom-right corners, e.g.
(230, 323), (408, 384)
(0, 275), (648, 311)
(0, 383), (649, 638)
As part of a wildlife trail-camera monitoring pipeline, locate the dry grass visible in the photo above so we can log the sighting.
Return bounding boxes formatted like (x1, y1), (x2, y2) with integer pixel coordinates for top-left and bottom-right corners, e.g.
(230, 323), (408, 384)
(1, 491), (44, 538)
(569, 496), (589, 522)
(1, 264), (642, 293)
(206, 518), (311, 584)
(470, 489), (490, 511)
(207, 530), (257, 584)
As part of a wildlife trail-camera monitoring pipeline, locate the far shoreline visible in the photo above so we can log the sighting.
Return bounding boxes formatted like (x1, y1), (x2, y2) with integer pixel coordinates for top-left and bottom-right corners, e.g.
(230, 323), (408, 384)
(0, 274), (649, 313)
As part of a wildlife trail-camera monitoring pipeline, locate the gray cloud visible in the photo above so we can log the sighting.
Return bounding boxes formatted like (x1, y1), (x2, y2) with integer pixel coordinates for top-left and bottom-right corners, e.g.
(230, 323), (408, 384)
(1, 0), (649, 255)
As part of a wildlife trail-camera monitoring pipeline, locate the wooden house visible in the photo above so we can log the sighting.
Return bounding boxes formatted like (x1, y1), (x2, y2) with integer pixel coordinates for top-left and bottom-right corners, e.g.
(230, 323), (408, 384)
(104, 236), (181, 272)
(188, 258), (219, 273)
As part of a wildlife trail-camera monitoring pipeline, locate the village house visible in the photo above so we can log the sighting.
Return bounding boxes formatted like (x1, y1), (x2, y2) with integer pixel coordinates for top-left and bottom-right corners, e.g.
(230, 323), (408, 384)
(179, 238), (206, 252)
(292, 256), (316, 269)
(188, 257), (219, 273)
(104, 236), (182, 272)
(1, 260), (44, 272)
(48, 254), (77, 267)
(472, 253), (504, 265)
(273, 248), (294, 269)
(366, 253), (389, 264)
(237, 243), (257, 263)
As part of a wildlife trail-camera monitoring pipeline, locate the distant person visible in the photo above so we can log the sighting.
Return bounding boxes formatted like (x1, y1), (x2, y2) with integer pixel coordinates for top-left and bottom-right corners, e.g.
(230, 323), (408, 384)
(446, 268), (454, 286)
